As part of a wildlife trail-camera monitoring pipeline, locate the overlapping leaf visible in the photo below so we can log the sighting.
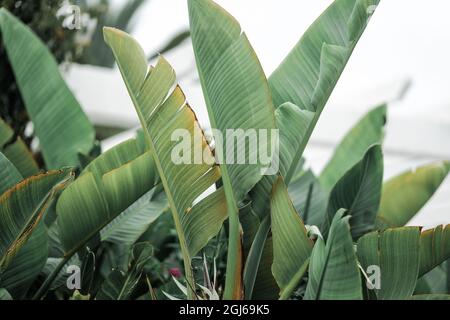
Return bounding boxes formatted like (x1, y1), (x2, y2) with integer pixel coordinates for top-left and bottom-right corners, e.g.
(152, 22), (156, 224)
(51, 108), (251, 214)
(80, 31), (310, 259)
(57, 138), (157, 256)
(323, 145), (383, 239)
(419, 225), (450, 277)
(305, 210), (362, 300)
(357, 227), (421, 300)
(320, 104), (387, 191)
(104, 27), (228, 297)
(270, 177), (313, 298)
(0, 9), (95, 169)
(0, 169), (73, 271)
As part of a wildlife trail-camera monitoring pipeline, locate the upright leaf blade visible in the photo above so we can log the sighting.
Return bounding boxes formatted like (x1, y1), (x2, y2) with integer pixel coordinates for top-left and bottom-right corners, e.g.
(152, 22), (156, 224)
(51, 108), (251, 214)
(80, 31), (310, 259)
(304, 210), (362, 300)
(270, 177), (313, 298)
(324, 145), (384, 239)
(104, 28), (228, 298)
(0, 9), (95, 169)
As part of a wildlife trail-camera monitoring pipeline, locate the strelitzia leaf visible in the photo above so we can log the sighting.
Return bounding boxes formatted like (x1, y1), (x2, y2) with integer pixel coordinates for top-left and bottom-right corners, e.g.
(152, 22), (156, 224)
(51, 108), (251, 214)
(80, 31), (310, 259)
(357, 227), (421, 300)
(323, 144), (383, 239)
(419, 225), (450, 277)
(269, 0), (380, 183)
(304, 209), (362, 300)
(57, 138), (157, 256)
(320, 104), (387, 191)
(104, 27), (228, 299)
(270, 177), (313, 299)
(0, 169), (74, 270)
(0, 9), (95, 169)
(376, 162), (450, 229)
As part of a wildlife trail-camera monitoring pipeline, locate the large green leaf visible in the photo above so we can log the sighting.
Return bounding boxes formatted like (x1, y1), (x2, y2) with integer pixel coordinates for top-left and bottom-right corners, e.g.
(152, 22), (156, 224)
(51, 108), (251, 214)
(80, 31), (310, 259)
(0, 118), (39, 177)
(268, 0), (380, 184)
(357, 227), (421, 300)
(0, 169), (73, 271)
(100, 188), (168, 246)
(320, 104), (387, 191)
(304, 209), (362, 300)
(104, 28), (228, 298)
(323, 145), (383, 239)
(376, 162), (450, 229)
(270, 177), (313, 299)
(188, 0), (277, 298)
(0, 154), (47, 298)
(57, 138), (157, 256)
(0, 9), (95, 169)
(419, 225), (450, 277)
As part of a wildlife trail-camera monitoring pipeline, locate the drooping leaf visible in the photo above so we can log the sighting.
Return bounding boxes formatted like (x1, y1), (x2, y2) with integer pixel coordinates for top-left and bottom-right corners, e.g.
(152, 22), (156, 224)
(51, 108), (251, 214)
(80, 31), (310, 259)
(304, 209), (362, 300)
(376, 162), (450, 229)
(0, 169), (73, 279)
(57, 138), (157, 256)
(323, 144), (383, 239)
(419, 225), (450, 277)
(357, 227), (421, 300)
(104, 28), (228, 298)
(0, 9), (95, 169)
(320, 104), (387, 191)
(0, 118), (39, 177)
(271, 177), (313, 298)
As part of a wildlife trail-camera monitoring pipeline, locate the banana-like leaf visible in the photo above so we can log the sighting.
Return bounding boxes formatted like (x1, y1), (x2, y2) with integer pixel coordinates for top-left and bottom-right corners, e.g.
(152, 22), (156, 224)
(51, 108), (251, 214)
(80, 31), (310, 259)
(104, 28), (228, 298)
(268, 0), (380, 183)
(304, 209), (362, 300)
(323, 145), (383, 239)
(357, 227), (421, 300)
(97, 243), (153, 300)
(271, 177), (313, 298)
(376, 162), (450, 229)
(419, 225), (450, 277)
(320, 104), (387, 191)
(101, 188), (168, 246)
(0, 169), (73, 270)
(0, 155), (47, 297)
(57, 138), (157, 256)
(0, 118), (39, 177)
(188, 0), (276, 201)
(0, 9), (95, 169)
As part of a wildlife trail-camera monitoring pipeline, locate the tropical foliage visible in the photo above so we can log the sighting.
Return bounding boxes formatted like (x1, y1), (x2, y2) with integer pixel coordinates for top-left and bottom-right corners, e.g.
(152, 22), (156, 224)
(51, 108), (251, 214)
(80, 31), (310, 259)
(0, 0), (449, 300)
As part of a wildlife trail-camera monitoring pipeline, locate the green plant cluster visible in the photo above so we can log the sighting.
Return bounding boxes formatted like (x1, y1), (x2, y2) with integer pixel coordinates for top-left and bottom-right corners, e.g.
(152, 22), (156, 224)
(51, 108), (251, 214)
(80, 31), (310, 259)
(0, 0), (449, 301)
